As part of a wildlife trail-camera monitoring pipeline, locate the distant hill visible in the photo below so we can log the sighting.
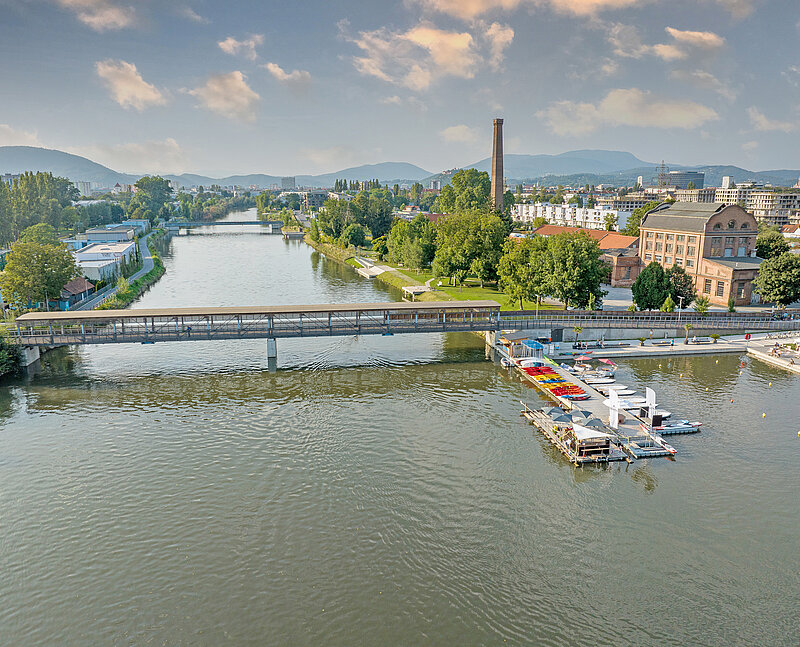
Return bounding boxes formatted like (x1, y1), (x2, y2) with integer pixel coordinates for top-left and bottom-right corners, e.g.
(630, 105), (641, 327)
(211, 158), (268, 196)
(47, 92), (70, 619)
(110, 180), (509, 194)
(461, 150), (656, 179)
(0, 146), (432, 189)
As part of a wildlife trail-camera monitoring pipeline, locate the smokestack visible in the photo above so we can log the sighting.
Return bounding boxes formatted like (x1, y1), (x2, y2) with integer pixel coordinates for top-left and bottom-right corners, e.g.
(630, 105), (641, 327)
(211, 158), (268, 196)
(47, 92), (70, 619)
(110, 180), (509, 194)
(491, 118), (504, 212)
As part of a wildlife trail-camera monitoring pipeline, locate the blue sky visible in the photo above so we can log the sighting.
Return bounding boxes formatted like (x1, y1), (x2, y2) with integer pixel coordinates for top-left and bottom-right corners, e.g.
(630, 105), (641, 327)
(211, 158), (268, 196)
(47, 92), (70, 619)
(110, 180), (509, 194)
(0, 0), (798, 177)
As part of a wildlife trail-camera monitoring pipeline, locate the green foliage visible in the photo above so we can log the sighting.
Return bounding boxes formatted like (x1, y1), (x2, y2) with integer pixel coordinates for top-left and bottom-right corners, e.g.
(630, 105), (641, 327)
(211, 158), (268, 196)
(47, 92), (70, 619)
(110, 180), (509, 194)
(317, 193), (394, 240)
(665, 265), (696, 307)
(434, 169), (491, 214)
(660, 294), (676, 312)
(0, 237), (78, 308)
(386, 215), (437, 269)
(753, 252), (800, 307)
(603, 212), (618, 231)
(546, 232), (606, 309)
(372, 235), (388, 261)
(755, 229), (789, 259)
(727, 296), (736, 313)
(497, 237), (550, 310)
(0, 171), (78, 243)
(693, 296), (710, 315)
(631, 262), (670, 310)
(339, 223), (366, 248)
(432, 210), (507, 287)
(626, 303), (637, 311)
(0, 331), (20, 376)
(129, 176), (173, 222)
(621, 200), (660, 237)
(20, 223), (60, 245)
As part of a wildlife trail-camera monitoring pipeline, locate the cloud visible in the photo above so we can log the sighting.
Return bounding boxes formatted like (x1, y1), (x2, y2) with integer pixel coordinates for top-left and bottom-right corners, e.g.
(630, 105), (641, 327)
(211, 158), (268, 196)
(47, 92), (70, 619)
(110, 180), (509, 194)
(218, 34), (264, 61)
(742, 140), (759, 151)
(664, 27), (725, 50)
(188, 71), (260, 122)
(537, 88), (718, 135)
(607, 23), (724, 61)
(95, 59), (167, 111)
(714, 0), (755, 18)
(783, 65), (800, 88)
(179, 5), (209, 24)
(440, 124), (479, 143)
(484, 22), (514, 68)
(262, 62), (312, 92)
(0, 124), (43, 147)
(71, 138), (188, 174)
(54, 0), (135, 31)
(670, 69), (736, 100)
(343, 21), (483, 91)
(411, 0), (643, 20)
(301, 145), (358, 169)
(379, 95), (428, 110)
(747, 107), (797, 133)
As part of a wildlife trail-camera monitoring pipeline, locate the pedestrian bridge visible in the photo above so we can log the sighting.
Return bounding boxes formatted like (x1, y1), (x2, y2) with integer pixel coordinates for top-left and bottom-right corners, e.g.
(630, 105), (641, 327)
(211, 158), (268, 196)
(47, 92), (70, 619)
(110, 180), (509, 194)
(12, 303), (799, 347)
(163, 220), (284, 230)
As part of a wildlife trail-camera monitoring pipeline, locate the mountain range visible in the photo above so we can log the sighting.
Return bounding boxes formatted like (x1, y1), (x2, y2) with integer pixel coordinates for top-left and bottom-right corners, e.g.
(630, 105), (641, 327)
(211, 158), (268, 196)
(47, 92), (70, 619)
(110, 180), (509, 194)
(1, 145), (798, 191)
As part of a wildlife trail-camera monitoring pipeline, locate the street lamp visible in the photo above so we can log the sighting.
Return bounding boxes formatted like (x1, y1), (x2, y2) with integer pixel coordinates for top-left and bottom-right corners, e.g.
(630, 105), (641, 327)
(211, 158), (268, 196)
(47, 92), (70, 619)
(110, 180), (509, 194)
(677, 295), (684, 322)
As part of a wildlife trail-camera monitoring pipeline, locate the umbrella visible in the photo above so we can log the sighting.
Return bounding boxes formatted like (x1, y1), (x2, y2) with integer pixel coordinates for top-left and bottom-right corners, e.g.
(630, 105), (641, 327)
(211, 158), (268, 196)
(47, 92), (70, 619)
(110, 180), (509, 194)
(582, 418), (607, 429)
(551, 413), (574, 423)
(571, 408), (594, 418)
(545, 406), (567, 416)
(599, 358), (617, 366)
(575, 355), (593, 361)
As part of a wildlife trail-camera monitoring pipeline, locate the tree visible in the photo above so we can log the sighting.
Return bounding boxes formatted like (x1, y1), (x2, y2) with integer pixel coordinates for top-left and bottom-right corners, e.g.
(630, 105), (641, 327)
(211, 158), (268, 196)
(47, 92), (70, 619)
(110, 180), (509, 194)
(684, 323), (693, 344)
(693, 296), (710, 314)
(20, 223), (60, 245)
(573, 326), (582, 342)
(372, 235), (388, 261)
(621, 200), (660, 237)
(432, 211), (506, 287)
(660, 294), (676, 312)
(435, 169), (491, 214)
(755, 229), (789, 259)
(547, 232), (606, 309)
(132, 176), (173, 218)
(603, 213), (618, 231)
(631, 262), (671, 310)
(0, 239), (78, 308)
(665, 265), (696, 307)
(686, 181), (696, 190)
(340, 223), (366, 248)
(497, 237), (550, 310)
(753, 253), (800, 307)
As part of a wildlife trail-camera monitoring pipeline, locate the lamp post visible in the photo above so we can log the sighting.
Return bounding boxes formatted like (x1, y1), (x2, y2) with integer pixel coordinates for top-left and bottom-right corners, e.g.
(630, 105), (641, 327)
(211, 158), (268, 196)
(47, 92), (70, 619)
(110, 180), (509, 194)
(677, 295), (684, 322)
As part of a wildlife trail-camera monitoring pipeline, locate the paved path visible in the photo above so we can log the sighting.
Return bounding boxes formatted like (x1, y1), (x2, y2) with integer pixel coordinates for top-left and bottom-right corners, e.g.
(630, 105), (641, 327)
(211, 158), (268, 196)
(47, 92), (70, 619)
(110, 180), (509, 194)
(77, 232), (155, 310)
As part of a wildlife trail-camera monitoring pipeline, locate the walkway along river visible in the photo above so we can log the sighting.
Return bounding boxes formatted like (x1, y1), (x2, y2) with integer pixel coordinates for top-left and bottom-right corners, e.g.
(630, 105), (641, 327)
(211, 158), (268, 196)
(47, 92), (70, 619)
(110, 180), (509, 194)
(1, 209), (798, 646)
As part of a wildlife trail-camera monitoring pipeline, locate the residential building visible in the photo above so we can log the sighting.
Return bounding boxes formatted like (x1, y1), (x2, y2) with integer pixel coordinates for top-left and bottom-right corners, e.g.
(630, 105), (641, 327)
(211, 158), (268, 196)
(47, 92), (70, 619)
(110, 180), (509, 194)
(639, 202), (761, 306)
(281, 176), (296, 190)
(76, 181), (92, 196)
(667, 171), (705, 189)
(124, 219), (151, 234)
(674, 188), (717, 203)
(58, 277), (95, 310)
(76, 259), (118, 282)
(781, 224), (800, 238)
(75, 241), (136, 263)
(303, 189), (329, 209)
(1, 173), (20, 185)
(512, 203), (630, 231)
(596, 193), (655, 212)
(746, 191), (800, 227)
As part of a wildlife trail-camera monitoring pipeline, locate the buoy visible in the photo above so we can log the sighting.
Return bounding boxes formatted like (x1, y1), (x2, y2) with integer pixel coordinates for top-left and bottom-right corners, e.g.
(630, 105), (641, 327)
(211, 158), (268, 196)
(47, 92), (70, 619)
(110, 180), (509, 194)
(706, 387), (709, 391)
(797, 431), (800, 437)
(680, 373), (683, 377)
(658, 364), (662, 368)
(730, 399), (734, 403)
(769, 382), (772, 387)
(715, 360), (718, 364)
(762, 413), (766, 418)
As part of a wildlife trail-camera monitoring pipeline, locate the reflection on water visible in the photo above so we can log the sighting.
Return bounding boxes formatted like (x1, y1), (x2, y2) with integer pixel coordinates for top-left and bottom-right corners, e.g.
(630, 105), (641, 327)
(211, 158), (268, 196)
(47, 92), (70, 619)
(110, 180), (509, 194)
(2, 210), (799, 646)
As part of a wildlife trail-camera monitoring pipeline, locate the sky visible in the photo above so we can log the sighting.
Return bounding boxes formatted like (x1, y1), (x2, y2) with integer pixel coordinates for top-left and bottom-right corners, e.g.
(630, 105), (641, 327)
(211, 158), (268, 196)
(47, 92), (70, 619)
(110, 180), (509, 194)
(0, 0), (798, 178)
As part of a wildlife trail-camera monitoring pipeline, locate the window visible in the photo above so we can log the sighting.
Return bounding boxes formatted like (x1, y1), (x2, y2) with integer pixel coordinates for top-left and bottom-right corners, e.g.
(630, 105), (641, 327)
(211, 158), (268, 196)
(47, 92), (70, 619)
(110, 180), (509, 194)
(656, 232), (664, 239)
(646, 231), (654, 238)
(666, 243), (673, 253)
(665, 256), (672, 264)
(645, 241), (653, 250)
(738, 246), (746, 256)
(655, 255), (662, 262)
(728, 220), (736, 229)
(645, 253), (652, 261)
(686, 258), (695, 268)
(675, 257), (684, 265)
(724, 248), (733, 257)
(687, 246), (695, 256)
(676, 245), (684, 255)
(737, 282), (746, 299)
(655, 242), (663, 251)
(689, 236), (697, 243)
(625, 267), (631, 279)
(740, 223), (749, 229)
(704, 279), (712, 294)
(713, 223), (721, 230)
(725, 237), (735, 245)
(716, 281), (725, 297)
(666, 234), (674, 241)
(677, 235), (685, 242)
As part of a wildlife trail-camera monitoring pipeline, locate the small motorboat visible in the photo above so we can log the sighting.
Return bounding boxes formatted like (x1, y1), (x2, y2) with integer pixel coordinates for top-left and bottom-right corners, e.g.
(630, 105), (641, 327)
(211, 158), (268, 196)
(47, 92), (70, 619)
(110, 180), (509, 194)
(584, 377), (616, 385)
(643, 420), (701, 434)
(500, 357), (513, 367)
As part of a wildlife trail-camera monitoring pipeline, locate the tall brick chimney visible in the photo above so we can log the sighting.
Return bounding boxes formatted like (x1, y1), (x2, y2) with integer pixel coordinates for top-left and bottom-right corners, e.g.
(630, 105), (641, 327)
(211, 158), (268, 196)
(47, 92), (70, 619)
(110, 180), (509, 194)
(491, 118), (504, 212)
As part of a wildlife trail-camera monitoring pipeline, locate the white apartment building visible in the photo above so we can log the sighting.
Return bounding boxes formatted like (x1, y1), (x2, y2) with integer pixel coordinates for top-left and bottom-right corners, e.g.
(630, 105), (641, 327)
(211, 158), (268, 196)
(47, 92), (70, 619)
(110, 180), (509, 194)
(747, 191), (800, 226)
(512, 203), (630, 231)
(674, 188), (717, 203)
(596, 193), (654, 212)
(714, 186), (754, 206)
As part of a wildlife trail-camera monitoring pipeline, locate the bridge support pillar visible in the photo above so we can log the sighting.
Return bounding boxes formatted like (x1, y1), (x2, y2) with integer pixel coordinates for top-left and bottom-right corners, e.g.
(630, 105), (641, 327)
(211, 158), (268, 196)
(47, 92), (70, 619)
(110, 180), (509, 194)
(266, 338), (278, 373)
(20, 346), (40, 367)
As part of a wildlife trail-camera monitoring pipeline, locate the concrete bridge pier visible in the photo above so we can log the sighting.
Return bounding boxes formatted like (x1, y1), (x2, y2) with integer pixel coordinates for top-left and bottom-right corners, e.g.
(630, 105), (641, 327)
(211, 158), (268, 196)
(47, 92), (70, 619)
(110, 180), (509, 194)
(20, 346), (40, 367)
(266, 338), (277, 373)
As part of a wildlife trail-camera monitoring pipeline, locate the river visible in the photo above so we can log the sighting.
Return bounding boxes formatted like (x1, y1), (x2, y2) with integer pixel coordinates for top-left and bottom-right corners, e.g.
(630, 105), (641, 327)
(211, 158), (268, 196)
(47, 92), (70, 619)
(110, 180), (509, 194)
(1, 209), (798, 646)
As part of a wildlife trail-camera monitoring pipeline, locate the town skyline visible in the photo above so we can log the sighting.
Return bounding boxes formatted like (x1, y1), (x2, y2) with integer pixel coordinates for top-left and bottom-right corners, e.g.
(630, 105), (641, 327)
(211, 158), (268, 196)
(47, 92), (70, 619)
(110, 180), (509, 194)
(1, 0), (798, 177)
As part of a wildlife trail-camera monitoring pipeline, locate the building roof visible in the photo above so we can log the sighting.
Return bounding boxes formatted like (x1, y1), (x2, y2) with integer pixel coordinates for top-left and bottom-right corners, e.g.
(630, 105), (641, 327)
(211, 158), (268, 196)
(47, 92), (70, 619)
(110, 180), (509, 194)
(75, 259), (117, 268)
(705, 257), (763, 270)
(781, 224), (800, 234)
(640, 202), (727, 232)
(62, 277), (95, 295)
(75, 242), (135, 255)
(532, 225), (637, 250)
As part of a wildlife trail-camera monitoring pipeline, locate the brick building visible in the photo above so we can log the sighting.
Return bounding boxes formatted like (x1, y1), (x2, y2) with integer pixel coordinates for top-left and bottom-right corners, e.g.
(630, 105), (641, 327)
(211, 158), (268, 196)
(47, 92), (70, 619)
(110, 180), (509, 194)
(639, 202), (762, 306)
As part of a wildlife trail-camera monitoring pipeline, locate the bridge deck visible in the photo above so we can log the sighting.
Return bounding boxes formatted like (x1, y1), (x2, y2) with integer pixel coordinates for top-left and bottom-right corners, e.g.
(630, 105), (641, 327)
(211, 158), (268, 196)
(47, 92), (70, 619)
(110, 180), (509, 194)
(13, 301), (501, 346)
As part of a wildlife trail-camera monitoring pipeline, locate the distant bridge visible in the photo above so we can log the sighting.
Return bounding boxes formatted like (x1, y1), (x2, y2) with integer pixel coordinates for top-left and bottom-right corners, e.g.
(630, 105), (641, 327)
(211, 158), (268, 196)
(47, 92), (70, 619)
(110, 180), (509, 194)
(11, 303), (800, 348)
(163, 220), (284, 229)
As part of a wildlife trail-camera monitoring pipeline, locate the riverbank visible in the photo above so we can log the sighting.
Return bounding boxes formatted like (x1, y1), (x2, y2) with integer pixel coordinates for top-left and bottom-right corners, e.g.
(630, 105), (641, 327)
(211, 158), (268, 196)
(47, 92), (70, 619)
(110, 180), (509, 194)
(96, 229), (167, 310)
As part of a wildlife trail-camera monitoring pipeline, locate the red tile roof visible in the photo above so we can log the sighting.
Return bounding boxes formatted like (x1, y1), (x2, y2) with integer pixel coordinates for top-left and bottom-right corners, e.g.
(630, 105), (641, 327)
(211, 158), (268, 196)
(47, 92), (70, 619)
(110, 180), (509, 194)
(62, 277), (95, 296)
(532, 225), (638, 250)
